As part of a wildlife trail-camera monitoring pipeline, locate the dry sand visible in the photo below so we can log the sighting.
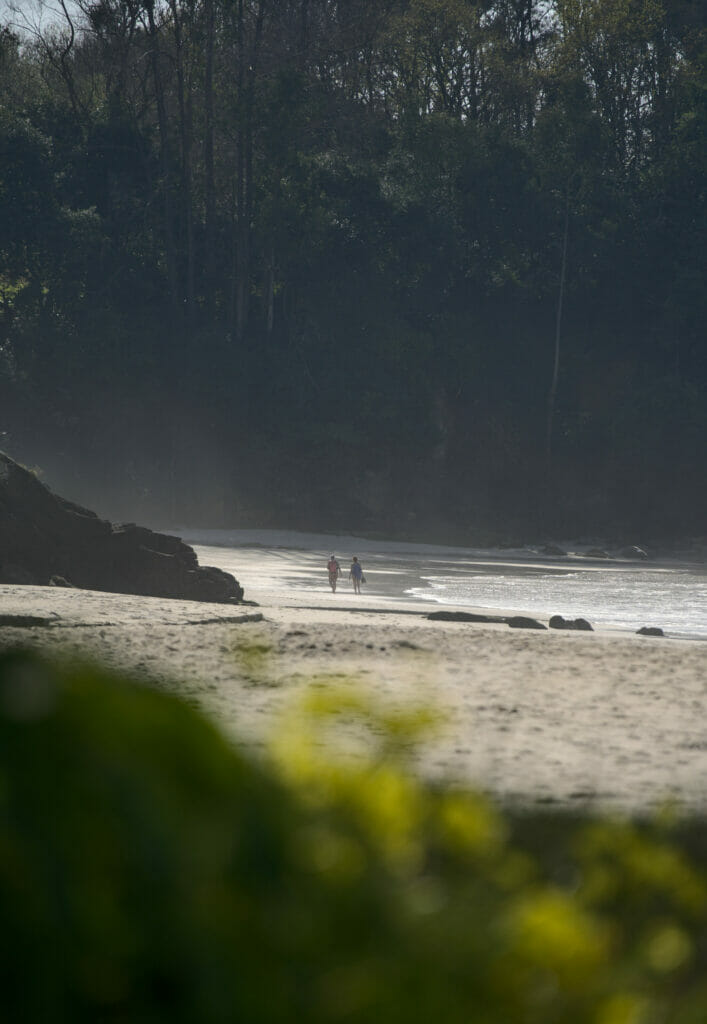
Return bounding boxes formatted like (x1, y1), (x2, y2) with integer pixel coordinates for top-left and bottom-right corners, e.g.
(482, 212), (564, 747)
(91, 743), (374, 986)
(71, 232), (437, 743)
(1, 561), (706, 817)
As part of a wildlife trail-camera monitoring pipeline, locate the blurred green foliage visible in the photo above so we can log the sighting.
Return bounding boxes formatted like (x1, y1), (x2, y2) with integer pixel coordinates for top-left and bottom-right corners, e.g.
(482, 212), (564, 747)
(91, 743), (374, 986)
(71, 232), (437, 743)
(1, 648), (706, 1023)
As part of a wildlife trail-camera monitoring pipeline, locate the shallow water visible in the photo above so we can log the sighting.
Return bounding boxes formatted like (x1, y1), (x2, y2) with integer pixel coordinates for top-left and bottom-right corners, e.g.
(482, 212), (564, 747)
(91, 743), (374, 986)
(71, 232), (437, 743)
(184, 529), (707, 640)
(405, 561), (707, 639)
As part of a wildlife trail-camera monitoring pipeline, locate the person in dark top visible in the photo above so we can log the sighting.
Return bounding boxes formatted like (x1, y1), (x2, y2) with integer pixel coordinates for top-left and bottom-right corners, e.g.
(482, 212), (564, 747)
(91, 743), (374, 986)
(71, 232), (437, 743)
(349, 556), (363, 594)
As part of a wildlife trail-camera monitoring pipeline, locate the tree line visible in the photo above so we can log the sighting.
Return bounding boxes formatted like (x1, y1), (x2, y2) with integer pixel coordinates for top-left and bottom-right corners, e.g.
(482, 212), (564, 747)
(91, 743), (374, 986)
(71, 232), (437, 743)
(1, 0), (705, 540)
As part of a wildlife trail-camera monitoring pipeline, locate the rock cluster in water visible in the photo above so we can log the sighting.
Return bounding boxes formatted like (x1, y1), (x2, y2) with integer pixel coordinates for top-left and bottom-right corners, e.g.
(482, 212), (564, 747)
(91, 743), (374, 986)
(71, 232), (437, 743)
(0, 452), (243, 603)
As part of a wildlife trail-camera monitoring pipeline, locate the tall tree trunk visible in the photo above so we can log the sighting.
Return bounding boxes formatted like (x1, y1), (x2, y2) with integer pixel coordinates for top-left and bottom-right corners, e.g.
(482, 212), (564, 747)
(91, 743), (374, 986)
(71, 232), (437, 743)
(204, 0), (217, 315)
(234, 0), (247, 341)
(300, 0), (309, 65)
(44, 0), (82, 121)
(234, 0), (266, 342)
(113, 2), (140, 109)
(265, 246), (275, 338)
(145, 0), (180, 323)
(168, 0), (195, 325)
(546, 190), (570, 474)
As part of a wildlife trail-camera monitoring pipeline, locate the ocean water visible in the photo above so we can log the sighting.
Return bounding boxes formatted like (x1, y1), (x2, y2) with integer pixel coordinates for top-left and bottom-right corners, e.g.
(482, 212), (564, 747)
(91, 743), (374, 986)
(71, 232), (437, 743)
(184, 529), (707, 640)
(404, 560), (707, 639)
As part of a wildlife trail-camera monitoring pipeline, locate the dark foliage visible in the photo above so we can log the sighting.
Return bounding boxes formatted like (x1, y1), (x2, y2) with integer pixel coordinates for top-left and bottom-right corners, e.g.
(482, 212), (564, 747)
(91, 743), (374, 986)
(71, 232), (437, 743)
(0, 1), (705, 540)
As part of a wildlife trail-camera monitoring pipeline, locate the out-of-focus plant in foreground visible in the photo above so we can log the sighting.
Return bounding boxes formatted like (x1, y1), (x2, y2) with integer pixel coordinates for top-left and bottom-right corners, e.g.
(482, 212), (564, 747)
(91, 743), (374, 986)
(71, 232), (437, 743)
(0, 649), (705, 1023)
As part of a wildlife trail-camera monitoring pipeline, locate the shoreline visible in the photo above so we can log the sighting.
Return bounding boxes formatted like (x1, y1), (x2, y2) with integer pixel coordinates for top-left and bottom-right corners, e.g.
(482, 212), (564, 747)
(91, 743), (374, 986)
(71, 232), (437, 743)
(185, 534), (707, 642)
(1, 573), (706, 817)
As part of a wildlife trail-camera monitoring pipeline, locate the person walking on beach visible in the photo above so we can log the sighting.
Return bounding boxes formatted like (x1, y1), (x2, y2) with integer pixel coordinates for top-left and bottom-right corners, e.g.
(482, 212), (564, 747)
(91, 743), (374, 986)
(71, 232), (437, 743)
(327, 555), (341, 592)
(349, 556), (364, 594)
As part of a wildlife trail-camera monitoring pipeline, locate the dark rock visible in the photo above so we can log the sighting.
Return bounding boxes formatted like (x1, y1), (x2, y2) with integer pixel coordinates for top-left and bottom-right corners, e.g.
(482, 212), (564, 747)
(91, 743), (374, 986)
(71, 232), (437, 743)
(541, 544), (566, 556)
(619, 545), (648, 560)
(49, 575), (76, 588)
(636, 626), (665, 637)
(428, 610), (548, 629)
(583, 548), (612, 559)
(0, 452), (243, 603)
(111, 523), (199, 566)
(549, 615), (594, 631)
(0, 614), (57, 627)
(427, 610), (505, 623)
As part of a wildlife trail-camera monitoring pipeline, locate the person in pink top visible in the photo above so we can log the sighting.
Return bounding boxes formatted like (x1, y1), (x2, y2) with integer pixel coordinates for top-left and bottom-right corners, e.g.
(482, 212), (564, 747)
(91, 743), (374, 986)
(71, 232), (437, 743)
(327, 555), (341, 592)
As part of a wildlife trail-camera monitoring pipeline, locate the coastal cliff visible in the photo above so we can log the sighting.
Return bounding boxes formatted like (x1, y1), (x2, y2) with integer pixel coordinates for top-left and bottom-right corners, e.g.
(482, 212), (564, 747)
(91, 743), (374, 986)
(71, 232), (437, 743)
(0, 453), (243, 603)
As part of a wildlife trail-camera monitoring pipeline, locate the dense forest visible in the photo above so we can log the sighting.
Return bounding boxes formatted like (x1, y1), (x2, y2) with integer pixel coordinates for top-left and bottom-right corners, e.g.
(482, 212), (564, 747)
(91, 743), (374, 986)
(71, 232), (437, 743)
(0, 0), (705, 542)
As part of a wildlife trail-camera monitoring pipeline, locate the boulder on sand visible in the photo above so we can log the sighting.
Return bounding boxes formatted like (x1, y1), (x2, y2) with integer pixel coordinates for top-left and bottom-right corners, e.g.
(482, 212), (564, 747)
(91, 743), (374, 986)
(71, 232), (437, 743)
(427, 610), (506, 624)
(0, 453), (243, 603)
(506, 616), (547, 630)
(549, 615), (594, 631)
(427, 611), (547, 629)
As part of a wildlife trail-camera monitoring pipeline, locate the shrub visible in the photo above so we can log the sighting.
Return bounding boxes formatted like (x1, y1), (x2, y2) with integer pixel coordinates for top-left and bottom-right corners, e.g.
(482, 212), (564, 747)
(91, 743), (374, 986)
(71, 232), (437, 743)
(0, 649), (705, 1023)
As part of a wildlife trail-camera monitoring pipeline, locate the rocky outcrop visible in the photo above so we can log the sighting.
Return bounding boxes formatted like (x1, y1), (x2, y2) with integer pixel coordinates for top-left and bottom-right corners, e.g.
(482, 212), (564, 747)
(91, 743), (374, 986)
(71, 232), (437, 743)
(427, 610), (506, 624)
(620, 545), (648, 560)
(549, 615), (594, 631)
(427, 610), (547, 629)
(0, 453), (243, 603)
(506, 616), (547, 630)
(636, 626), (665, 637)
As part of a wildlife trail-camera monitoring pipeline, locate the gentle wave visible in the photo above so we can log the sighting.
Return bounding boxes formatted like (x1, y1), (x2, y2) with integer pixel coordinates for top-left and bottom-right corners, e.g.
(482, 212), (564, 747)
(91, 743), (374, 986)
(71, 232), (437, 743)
(406, 567), (707, 638)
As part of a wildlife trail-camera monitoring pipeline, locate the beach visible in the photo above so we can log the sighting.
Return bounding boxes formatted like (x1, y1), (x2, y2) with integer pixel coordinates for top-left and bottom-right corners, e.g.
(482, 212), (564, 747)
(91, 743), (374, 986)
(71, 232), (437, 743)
(1, 540), (706, 816)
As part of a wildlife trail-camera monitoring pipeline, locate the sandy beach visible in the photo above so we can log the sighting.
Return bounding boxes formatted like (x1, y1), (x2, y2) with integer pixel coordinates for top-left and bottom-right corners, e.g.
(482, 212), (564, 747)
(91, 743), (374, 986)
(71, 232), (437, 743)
(1, 540), (706, 817)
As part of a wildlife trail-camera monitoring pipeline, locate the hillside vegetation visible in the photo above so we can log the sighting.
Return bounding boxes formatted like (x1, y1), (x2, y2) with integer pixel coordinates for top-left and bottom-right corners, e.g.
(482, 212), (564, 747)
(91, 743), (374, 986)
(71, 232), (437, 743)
(1, 0), (705, 538)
